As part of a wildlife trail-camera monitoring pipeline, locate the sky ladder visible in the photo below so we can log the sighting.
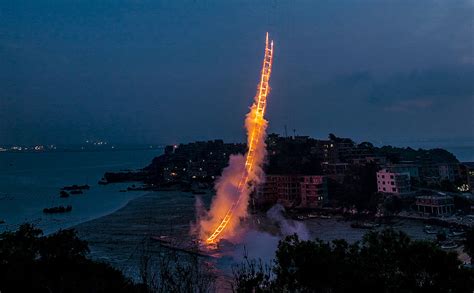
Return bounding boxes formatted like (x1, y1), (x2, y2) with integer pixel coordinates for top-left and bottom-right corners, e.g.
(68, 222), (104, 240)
(206, 33), (274, 243)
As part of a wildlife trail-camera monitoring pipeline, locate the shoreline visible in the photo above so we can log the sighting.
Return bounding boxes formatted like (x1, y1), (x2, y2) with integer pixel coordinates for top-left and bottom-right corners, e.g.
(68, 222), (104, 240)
(71, 189), (471, 281)
(73, 190), (202, 279)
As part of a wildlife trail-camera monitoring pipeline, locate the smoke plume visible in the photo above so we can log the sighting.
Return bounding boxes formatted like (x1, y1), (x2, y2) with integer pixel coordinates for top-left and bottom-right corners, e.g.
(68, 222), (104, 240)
(195, 33), (273, 244)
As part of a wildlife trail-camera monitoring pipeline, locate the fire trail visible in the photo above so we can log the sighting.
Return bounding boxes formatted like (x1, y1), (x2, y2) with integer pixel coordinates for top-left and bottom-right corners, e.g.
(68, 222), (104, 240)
(205, 33), (274, 244)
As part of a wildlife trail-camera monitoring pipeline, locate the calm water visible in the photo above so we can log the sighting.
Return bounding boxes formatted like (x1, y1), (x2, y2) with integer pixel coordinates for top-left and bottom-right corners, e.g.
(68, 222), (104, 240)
(0, 149), (162, 234)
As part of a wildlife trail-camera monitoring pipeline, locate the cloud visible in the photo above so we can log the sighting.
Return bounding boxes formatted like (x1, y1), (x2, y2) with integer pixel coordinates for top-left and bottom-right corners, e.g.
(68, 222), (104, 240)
(368, 67), (474, 105)
(384, 98), (434, 112)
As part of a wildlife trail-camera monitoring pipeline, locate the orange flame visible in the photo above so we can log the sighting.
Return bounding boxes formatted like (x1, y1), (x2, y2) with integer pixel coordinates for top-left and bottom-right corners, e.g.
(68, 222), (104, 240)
(197, 33), (274, 244)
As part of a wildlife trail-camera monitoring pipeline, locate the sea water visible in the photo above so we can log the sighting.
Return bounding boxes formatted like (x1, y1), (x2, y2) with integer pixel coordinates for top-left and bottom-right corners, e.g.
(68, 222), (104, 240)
(0, 149), (162, 234)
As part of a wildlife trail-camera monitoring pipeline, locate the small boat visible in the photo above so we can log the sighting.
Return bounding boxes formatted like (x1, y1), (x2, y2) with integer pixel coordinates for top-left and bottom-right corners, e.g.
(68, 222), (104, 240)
(43, 205), (72, 214)
(440, 241), (459, 250)
(61, 184), (90, 191)
(449, 229), (465, 237)
(59, 190), (69, 198)
(351, 222), (379, 229)
(424, 225), (438, 234)
(70, 190), (83, 195)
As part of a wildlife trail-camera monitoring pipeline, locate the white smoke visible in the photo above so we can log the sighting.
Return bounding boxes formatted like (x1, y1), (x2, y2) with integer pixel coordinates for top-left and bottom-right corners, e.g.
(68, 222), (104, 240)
(266, 204), (310, 240)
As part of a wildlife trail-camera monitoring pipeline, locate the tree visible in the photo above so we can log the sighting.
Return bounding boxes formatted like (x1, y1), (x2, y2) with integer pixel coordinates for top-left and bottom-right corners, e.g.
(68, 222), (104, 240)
(464, 227), (474, 264)
(232, 253), (273, 293)
(138, 238), (216, 293)
(232, 229), (474, 292)
(0, 224), (143, 293)
(330, 162), (380, 211)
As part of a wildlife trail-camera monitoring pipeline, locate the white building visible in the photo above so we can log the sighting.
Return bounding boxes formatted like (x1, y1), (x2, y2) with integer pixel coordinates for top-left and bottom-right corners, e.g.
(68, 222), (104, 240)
(376, 169), (411, 195)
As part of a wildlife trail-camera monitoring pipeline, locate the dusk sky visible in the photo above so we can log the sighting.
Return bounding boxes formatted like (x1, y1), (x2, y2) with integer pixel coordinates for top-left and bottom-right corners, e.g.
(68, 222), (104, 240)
(1, 0), (473, 145)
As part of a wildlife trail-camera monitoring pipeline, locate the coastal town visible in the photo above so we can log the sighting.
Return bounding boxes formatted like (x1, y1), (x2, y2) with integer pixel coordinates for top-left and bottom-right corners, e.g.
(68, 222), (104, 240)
(2, 0), (473, 290)
(102, 134), (474, 235)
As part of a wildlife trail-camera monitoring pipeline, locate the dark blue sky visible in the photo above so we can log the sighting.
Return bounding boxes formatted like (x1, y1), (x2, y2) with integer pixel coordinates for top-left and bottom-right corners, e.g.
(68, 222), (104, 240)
(1, 0), (473, 145)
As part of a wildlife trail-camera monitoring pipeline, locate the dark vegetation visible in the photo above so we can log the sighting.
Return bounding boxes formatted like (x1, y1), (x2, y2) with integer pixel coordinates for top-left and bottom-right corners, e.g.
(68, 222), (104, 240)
(0, 224), (215, 293)
(327, 162), (380, 211)
(266, 138), (322, 175)
(2, 224), (473, 292)
(233, 229), (474, 292)
(464, 227), (474, 263)
(0, 224), (142, 293)
(374, 146), (459, 164)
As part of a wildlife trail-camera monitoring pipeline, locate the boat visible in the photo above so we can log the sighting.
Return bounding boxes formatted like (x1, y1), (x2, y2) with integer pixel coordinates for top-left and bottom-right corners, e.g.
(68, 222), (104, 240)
(61, 184), (90, 191)
(424, 225), (438, 234)
(70, 190), (83, 195)
(59, 190), (69, 198)
(43, 205), (72, 214)
(449, 229), (465, 237)
(351, 222), (379, 229)
(440, 241), (459, 250)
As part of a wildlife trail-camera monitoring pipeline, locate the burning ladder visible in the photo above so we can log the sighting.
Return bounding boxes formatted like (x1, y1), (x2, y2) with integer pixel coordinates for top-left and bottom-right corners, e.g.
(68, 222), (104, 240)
(206, 33), (274, 243)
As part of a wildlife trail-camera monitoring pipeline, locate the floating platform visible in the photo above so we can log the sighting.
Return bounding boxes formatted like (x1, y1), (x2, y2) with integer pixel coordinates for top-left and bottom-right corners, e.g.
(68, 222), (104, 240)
(150, 235), (236, 258)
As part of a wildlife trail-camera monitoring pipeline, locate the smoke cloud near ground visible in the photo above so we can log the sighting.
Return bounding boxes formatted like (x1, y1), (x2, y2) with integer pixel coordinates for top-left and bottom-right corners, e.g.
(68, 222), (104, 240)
(230, 204), (310, 266)
(195, 107), (269, 242)
(266, 204), (310, 240)
(195, 154), (248, 241)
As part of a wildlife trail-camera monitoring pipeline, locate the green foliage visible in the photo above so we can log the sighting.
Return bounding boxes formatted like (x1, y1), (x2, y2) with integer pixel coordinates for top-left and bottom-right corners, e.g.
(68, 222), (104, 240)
(266, 140), (322, 175)
(453, 195), (473, 214)
(464, 227), (474, 263)
(232, 255), (273, 293)
(384, 196), (403, 214)
(328, 162), (380, 210)
(233, 229), (474, 292)
(375, 146), (459, 164)
(0, 224), (143, 293)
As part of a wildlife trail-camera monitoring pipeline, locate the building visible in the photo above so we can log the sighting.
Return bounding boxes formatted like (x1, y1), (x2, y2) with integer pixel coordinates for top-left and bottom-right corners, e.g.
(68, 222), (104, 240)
(352, 156), (387, 166)
(438, 163), (460, 182)
(300, 176), (328, 208)
(419, 162), (460, 183)
(415, 194), (454, 216)
(256, 175), (328, 208)
(460, 163), (474, 193)
(376, 169), (411, 195)
(321, 162), (349, 183)
(385, 162), (420, 178)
